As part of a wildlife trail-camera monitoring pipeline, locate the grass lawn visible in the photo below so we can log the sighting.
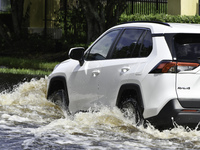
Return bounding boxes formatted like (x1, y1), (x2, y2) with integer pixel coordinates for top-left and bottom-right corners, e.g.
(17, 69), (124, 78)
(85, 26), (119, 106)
(0, 57), (60, 75)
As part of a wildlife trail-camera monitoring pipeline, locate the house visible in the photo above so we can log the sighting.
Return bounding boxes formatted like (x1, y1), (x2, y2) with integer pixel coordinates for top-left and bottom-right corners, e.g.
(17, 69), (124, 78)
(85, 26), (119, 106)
(24, 0), (62, 39)
(168, 0), (199, 16)
(0, 0), (62, 39)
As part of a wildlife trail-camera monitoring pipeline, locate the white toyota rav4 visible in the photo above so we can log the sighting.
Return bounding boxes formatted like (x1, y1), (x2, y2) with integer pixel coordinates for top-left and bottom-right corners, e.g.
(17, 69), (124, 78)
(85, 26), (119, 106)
(47, 22), (200, 129)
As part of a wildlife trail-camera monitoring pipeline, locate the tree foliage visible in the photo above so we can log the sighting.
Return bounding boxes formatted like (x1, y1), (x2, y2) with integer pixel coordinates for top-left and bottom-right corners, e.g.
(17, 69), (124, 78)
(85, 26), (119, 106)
(0, 0), (24, 49)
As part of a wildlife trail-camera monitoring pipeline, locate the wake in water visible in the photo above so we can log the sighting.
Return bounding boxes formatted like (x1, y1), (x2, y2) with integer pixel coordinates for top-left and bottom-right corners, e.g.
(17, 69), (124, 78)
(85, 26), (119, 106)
(0, 77), (64, 125)
(1, 77), (200, 149)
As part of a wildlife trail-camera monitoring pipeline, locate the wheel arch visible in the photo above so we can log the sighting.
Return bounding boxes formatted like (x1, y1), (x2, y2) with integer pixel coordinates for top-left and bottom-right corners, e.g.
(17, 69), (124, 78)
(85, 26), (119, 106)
(47, 76), (69, 106)
(116, 84), (144, 114)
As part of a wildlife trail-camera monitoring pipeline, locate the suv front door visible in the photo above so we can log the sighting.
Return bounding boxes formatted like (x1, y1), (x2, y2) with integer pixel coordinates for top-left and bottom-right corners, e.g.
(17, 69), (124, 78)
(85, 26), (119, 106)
(68, 30), (120, 112)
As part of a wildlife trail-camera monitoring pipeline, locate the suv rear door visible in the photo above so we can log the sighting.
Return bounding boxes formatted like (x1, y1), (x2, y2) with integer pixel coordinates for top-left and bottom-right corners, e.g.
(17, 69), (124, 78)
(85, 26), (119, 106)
(97, 28), (153, 106)
(174, 34), (200, 108)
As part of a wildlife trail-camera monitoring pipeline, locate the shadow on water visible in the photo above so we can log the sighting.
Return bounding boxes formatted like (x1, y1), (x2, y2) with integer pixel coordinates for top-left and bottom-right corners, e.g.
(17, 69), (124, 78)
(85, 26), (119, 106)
(0, 73), (44, 92)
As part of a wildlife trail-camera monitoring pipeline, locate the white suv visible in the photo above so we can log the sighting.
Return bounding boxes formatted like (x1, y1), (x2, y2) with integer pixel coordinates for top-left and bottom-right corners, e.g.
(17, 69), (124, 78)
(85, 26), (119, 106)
(47, 22), (200, 129)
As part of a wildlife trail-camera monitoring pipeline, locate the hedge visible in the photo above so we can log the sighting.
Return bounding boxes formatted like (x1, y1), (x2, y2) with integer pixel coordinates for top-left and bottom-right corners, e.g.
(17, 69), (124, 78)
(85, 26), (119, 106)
(119, 13), (200, 24)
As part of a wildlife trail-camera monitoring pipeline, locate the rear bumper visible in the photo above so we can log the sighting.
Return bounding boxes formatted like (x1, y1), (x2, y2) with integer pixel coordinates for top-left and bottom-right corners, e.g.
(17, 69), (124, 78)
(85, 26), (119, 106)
(146, 99), (200, 129)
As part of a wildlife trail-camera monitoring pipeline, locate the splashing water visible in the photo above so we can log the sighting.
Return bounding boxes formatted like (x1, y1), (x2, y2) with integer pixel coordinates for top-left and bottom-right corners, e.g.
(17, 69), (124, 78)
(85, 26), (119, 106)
(0, 77), (200, 149)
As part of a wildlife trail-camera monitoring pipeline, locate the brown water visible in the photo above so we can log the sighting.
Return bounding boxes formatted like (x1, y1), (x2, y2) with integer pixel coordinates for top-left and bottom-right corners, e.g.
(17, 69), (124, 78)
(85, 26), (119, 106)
(0, 76), (200, 149)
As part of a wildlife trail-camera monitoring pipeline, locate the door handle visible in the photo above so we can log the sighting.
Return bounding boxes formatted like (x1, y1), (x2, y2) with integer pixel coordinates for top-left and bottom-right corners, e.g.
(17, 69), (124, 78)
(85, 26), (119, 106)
(121, 67), (130, 73)
(92, 70), (100, 77)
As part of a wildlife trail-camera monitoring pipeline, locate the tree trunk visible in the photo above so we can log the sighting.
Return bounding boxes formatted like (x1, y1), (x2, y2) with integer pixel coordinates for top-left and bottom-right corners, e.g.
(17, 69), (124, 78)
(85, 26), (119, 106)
(80, 0), (126, 44)
(80, 0), (105, 43)
(0, 20), (11, 45)
(10, 0), (24, 37)
(106, 0), (127, 29)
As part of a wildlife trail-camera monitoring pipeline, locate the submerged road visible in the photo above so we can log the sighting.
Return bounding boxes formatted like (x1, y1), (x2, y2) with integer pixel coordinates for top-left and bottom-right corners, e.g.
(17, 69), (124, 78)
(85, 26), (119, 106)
(0, 74), (200, 149)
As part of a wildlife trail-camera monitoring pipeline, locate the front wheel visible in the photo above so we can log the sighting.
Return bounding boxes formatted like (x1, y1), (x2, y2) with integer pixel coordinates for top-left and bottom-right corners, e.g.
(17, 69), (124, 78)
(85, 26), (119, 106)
(49, 89), (69, 113)
(120, 98), (143, 126)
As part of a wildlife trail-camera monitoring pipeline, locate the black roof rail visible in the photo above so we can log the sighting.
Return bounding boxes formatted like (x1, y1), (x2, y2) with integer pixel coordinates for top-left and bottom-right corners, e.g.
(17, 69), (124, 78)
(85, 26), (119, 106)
(123, 21), (170, 27)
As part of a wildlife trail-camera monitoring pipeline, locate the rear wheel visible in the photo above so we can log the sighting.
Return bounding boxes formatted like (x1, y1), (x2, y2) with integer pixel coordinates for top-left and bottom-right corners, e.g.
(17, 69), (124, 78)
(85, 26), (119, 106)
(120, 97), (143, 126)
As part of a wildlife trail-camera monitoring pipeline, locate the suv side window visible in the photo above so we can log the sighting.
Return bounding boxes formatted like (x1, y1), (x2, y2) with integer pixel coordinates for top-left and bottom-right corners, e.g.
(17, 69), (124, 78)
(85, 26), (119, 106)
(86, 30), (120, 60)
(135, 30), (153, 57)
(112, 29), (144, 59)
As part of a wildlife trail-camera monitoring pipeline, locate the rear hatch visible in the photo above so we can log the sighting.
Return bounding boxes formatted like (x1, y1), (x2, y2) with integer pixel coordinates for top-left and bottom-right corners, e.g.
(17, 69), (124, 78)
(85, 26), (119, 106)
(174, 34), (200, 108)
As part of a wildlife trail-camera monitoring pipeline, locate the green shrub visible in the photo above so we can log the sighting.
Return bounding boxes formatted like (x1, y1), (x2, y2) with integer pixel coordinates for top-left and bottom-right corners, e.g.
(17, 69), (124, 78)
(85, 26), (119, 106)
(119, 13), (200, 24)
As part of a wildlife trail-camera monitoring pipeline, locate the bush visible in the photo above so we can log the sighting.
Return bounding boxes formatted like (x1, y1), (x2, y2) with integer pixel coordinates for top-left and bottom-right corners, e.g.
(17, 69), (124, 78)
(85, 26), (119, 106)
(119, 13), (200, 24)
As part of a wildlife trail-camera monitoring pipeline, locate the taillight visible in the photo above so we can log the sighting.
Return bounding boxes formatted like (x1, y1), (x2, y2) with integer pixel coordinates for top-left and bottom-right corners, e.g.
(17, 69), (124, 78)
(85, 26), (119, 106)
(150, 61), (199, 73)
(177, 62), (199, 72)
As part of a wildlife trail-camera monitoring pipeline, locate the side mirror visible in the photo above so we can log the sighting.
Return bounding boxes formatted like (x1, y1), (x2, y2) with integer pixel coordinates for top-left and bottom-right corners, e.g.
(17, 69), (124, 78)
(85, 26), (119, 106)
(69, 47), (85, 66)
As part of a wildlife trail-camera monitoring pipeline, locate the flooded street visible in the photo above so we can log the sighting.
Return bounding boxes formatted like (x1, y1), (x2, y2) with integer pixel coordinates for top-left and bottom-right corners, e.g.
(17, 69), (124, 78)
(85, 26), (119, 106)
(1, 75), (200, 149)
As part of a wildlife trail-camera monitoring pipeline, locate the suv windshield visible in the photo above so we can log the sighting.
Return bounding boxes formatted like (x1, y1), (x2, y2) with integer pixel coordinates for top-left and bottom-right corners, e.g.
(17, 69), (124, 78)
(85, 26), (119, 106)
(174, 34), (200, 62)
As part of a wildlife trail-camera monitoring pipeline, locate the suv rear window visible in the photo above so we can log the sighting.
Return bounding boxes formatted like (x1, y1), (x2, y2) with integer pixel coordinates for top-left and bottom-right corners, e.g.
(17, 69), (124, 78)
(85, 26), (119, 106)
(174, 34), (200, 62)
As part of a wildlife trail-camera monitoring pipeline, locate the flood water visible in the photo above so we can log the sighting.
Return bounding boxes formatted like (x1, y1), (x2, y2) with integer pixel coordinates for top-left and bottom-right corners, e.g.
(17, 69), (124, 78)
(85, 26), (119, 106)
(1, 74), (200, 149)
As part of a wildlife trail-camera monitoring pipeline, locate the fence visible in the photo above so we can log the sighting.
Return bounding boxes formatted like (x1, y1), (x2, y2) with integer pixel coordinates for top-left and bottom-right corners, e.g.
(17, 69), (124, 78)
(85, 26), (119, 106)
(125, 0), (168, 15)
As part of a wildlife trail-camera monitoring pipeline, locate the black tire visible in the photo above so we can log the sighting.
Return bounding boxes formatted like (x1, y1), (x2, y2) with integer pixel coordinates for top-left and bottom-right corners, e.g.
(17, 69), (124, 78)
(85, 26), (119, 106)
(50, 89), (69, 112)
(120, 97), (143, 126)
